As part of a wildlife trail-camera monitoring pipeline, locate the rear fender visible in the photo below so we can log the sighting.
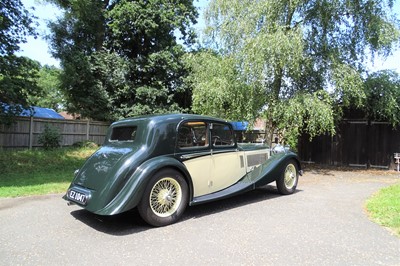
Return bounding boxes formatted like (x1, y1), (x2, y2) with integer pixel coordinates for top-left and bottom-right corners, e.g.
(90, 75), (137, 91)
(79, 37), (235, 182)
(94, 156), (192, 215)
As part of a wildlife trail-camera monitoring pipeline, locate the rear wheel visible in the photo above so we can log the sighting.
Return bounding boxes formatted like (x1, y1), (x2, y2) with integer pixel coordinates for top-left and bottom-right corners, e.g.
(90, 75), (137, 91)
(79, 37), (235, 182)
(276, 160), (299, 195)
(138, 169), (188, 227)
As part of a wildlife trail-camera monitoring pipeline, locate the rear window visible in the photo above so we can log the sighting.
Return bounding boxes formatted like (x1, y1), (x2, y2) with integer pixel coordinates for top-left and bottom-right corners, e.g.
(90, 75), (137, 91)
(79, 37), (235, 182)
(110, 126), (137, 142)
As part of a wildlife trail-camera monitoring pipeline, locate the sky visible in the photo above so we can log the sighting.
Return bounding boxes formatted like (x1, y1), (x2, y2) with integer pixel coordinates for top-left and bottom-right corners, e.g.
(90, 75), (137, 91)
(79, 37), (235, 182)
(17, 0), (61, 66)
(18, 0), (400, 74)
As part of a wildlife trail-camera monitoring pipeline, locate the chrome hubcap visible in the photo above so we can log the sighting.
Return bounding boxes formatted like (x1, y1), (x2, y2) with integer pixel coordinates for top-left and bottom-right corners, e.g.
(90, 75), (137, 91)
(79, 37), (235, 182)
(150, 178), (182, 217)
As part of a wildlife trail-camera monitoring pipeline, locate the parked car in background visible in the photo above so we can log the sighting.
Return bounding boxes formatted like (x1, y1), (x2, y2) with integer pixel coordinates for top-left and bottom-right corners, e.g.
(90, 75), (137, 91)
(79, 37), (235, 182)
(64, 114), (302, 226)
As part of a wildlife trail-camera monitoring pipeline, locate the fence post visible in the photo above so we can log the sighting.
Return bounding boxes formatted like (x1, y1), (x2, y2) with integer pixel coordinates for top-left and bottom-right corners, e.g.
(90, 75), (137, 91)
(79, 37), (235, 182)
(86, 120), (90, 141)
(29, 116), (34, 149)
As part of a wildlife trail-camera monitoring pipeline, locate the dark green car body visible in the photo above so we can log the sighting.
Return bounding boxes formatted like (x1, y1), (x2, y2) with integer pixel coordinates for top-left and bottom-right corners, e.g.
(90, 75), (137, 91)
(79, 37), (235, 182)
(64, 114), (302, 225)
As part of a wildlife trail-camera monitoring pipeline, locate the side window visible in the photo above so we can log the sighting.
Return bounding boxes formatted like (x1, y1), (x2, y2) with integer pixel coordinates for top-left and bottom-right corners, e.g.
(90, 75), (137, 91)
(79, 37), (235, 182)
(211, 123), (235, 147)
(110, 126), (137, 142)
(177, 121), (208, 149)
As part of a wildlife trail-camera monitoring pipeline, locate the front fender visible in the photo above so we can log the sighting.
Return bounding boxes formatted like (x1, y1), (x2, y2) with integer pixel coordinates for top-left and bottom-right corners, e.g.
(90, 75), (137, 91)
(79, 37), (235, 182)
(250, 151), (301, 187)
(94, 156), (191, 215)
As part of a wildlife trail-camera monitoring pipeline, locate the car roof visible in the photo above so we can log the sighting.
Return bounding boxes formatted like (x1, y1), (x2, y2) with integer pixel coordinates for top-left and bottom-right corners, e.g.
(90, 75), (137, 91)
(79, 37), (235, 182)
(111, 113), (228, 127)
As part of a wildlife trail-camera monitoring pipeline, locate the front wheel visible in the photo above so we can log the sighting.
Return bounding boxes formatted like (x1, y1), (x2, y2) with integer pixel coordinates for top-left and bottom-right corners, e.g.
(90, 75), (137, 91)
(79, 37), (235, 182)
(138, 169), (188, 227)
(276, 160), (299, 195)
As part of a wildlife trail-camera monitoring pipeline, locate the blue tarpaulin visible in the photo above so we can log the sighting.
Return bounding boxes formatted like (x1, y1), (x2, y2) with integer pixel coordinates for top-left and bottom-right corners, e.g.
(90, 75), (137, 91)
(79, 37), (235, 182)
(230, 121), (248, 131)
(2, 103), (66, 119)
(2, 103), (64, 119)
(21, 106), (65, 119)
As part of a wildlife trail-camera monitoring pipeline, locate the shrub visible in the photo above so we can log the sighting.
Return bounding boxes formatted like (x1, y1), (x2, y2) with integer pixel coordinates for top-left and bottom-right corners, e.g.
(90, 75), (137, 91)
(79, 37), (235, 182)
(72, 140), (99, 149)
(38, 124), (62, 150)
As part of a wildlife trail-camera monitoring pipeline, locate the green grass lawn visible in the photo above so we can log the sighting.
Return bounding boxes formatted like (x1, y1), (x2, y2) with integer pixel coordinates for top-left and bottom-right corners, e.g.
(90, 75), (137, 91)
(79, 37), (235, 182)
(0, 147), (97, 197)
(366, 183), (400, 237)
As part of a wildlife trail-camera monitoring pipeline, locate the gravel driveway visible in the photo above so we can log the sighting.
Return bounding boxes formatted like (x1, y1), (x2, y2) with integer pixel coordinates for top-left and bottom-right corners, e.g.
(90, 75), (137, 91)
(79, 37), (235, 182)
(0, 169), (399, 265)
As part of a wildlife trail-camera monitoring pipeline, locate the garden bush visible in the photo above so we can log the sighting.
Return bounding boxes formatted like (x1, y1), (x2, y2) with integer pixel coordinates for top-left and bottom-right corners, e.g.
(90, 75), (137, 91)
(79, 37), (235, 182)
(38, 124), (62, 150)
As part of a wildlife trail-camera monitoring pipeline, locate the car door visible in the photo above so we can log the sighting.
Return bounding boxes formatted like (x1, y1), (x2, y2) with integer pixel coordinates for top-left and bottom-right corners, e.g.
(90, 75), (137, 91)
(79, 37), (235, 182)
(209, 122), (246, 194)
(176, 121), (212, 197)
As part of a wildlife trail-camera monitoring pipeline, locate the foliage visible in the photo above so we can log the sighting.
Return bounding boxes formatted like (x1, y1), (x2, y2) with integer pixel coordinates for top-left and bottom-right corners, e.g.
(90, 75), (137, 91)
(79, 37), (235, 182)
(0, 0), (37, 55)
(46, 0), (198, 121)
(366, 183), (400, 236)
(0, 146), (97, 197)
(0, 0), (41, 124)
(29, 64), (64, 112)
(271, 91), (335, 147)
(188, 0), (400, 146)
(38, 124), (62, 150)
(184, 51), (265, 121)
(0, 56), (41, 124)
(363, 70), (400, 127)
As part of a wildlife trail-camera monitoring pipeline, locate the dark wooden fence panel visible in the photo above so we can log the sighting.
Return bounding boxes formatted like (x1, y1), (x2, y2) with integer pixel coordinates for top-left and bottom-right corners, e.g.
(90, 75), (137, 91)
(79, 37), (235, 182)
(345, 121), (368, 167)
(369, 122), (391, 168)
(298, 120), (400, 169)
(0, 117), (110, 149)
(298, 134), (333, 164)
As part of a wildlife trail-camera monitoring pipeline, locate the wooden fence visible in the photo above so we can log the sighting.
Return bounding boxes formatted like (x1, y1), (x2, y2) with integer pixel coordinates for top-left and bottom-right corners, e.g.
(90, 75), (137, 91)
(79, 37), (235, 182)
(0, 117), (110, 149)
(298, 120), (400, 169)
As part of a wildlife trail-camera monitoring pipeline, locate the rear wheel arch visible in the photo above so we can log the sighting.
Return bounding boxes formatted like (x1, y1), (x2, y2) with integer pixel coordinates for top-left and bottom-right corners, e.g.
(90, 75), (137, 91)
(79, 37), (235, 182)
(135, 157), (194, 201)
(155, 165), (194, 201)
(137, 168), (189, 226)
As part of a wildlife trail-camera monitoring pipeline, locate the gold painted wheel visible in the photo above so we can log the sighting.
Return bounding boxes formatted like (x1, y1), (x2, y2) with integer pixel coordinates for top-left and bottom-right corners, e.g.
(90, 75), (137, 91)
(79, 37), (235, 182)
(276, 160), (299, 195)
(138, 169), (188, 226)
(149, 177), (182, 217)
(284, 164), (297, 189)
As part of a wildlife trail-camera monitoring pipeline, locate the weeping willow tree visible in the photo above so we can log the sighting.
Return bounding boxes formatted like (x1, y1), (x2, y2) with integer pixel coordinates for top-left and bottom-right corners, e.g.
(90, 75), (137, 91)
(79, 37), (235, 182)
(186, 0), (400, 146)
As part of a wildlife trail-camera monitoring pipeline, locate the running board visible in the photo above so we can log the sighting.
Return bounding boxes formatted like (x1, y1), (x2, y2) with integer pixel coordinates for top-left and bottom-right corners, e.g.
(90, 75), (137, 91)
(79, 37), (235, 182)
(190, 181), (254, 206)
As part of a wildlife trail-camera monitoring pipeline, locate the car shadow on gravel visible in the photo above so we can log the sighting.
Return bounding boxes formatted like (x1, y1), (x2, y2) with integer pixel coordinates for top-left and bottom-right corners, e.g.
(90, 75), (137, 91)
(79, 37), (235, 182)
(182, 185), (285, 221)
(70, 185), (302, 236)
(70, 208), (150, 235)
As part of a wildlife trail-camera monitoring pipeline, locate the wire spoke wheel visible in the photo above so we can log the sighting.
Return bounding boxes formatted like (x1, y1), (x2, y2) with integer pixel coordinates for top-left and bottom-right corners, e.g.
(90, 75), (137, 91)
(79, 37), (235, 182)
(138, 169), (188, 226)
(149, 177), (182, 217)
(284, 164), (297, 189)
(276, 160), (299, 195)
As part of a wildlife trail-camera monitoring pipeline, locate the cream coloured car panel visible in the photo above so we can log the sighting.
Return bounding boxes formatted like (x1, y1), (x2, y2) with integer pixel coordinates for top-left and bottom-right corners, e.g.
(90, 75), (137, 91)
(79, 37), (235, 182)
(184, 148), (270, 197)
(210, 151), (246, 194)
(183, 156), (212, 197)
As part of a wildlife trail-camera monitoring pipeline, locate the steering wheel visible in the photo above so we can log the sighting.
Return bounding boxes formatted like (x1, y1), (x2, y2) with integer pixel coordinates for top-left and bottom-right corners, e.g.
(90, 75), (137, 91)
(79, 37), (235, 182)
(212, 136), (221, 145)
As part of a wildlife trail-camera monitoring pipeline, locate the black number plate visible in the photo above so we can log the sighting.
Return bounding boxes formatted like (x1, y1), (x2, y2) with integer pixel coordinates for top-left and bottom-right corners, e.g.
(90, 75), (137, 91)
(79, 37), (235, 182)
(67, 189), (88, 205)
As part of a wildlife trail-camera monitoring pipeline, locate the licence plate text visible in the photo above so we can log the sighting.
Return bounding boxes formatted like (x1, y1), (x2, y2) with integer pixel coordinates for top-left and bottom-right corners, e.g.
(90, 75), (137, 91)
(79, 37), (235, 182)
(68, 190), (88, 205)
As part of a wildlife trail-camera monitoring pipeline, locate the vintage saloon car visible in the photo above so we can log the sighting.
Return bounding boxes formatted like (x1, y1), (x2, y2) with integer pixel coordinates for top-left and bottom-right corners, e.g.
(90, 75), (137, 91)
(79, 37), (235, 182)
(64, 114), (302, 226)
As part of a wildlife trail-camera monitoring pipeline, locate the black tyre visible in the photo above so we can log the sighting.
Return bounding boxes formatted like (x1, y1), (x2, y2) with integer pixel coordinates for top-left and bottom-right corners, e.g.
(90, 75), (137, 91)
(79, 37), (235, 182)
(276, 160), (299, 195)
(138, 169), (188, 227)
